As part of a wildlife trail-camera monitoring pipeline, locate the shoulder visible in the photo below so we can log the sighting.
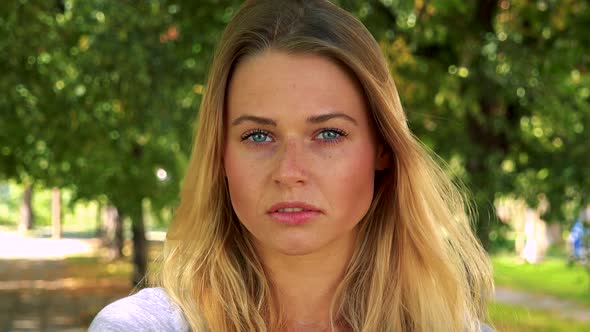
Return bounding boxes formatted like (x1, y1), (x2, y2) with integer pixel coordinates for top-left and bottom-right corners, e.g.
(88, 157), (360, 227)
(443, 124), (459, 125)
(89, 287), (190, 332)
(479, 322), (494, 332)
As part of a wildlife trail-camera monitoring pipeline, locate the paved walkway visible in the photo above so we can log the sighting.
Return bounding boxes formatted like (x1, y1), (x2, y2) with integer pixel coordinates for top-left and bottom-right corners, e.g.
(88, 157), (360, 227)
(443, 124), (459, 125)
(0, 231), (99, 260)
(0, 231), (132, 332)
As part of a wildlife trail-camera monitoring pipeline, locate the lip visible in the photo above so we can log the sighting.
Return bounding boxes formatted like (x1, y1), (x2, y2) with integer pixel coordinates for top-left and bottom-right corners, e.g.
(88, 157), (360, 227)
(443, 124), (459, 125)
(267, 201), (323, 225)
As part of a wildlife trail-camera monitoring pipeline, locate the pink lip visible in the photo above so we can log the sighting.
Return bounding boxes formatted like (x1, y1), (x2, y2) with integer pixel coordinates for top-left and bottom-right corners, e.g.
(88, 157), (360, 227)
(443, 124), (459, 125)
(267, 202), (323, 225)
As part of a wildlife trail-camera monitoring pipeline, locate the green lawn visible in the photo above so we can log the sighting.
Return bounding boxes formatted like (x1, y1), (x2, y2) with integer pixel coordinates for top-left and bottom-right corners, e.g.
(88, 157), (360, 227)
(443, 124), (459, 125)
(492, 254), (590, 307)
(489, 302), (590, 332)
(490, 253), (590, 331)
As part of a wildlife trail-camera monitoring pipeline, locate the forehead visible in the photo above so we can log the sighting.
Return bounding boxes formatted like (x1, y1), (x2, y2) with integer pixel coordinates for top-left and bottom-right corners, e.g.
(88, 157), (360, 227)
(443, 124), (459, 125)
(225, 50), (368, 120)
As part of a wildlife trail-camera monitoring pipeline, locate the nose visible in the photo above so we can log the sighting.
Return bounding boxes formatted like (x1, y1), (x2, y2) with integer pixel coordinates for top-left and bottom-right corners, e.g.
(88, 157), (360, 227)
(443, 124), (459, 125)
(272, 138), (307, 187)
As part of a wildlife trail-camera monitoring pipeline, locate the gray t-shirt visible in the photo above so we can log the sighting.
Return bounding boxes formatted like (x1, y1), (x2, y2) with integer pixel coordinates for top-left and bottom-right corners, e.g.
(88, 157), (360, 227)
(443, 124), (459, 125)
(89, 287), (494, 332)
(89, 287), (190, 332)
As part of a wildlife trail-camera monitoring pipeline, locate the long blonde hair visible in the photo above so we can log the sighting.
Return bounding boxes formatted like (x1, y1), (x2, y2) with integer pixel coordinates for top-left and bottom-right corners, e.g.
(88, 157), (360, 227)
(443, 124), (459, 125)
(158, 0), (493, 331)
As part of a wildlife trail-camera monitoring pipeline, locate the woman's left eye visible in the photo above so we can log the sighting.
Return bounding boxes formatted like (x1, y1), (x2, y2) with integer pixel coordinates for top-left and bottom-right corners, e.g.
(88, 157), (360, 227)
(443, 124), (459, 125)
(315, 129), (346, 141)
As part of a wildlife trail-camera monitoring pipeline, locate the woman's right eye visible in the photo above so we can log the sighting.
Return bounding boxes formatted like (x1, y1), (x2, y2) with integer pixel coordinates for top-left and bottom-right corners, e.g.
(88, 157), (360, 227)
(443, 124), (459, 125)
(241, 130), (273, 143)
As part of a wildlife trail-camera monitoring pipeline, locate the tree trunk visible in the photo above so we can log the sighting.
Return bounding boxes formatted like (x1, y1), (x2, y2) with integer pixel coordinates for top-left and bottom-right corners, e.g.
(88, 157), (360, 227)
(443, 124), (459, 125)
(103, 205), (124, 260)
(474, 198), (494, 250)
(129, 200), (147, 288)
(95, 200), (103, 238)
(466, 96), (510, 251)
(18, 183), (34, 233)
(51, 187), (61, 239)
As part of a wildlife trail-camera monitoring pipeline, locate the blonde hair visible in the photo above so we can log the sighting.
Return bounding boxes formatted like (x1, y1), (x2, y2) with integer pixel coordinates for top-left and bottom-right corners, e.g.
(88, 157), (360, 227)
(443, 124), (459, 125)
(157, 0), (493, 331)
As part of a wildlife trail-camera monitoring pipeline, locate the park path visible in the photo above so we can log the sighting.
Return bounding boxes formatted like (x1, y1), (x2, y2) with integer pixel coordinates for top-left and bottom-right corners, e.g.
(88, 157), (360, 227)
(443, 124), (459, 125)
(0, 231), (132, 332)
(495, 286), (590, 321)
(1, 230), (590, 331)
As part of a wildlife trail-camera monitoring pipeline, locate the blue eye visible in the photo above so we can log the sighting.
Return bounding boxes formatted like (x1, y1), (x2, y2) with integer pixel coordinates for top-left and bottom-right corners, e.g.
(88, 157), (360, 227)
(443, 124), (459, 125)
(251, 133), (270, 142)
(316, 129), (346, 141)
(242, 130), (272, 143)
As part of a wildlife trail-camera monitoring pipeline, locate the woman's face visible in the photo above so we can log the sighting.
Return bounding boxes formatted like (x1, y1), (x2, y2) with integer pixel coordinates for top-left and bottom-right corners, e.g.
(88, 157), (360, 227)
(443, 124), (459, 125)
(224, 50), (386, 256)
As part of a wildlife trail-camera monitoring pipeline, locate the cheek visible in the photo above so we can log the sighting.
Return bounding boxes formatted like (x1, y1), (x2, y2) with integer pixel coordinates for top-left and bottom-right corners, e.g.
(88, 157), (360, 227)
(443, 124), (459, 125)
(223, 147), (263, 220)
(323, 144), (376, 219)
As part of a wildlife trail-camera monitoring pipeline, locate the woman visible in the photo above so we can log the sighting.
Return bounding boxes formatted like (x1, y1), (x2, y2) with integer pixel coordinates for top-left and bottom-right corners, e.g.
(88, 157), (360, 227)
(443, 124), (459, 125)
(90, 0), (494, 331)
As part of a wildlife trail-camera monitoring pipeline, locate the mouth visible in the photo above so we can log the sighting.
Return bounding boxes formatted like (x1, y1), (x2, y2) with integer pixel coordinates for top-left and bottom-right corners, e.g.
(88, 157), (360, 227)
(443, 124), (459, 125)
(276, 207), (307, 212)
(267, 202), (322, 213)
(267, 202), (322, 225)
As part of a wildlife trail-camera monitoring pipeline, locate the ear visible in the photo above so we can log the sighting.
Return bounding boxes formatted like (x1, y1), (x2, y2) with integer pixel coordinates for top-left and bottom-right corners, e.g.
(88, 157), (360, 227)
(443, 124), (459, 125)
(374, 142), (392, 171)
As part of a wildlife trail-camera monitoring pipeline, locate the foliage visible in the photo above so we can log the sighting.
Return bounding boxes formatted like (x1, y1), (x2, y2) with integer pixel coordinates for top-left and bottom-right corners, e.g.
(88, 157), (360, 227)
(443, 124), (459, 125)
(1, 0), (589, 248)
(332, 0), (590, 248)
(0, 0), (239, 215)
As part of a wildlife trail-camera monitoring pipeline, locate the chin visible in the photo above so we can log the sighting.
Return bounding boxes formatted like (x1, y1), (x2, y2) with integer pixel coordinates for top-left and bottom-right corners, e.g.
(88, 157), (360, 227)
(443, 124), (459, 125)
(275, 245), (319, 256)
(269, 237), (323, 256)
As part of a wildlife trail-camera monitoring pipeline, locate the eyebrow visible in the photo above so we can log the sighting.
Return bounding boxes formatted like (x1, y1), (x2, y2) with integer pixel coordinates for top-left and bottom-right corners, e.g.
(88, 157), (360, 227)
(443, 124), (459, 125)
(231, 115), (277, 127)
(307, 113), (358, 125)
(231, 112), (358, 126)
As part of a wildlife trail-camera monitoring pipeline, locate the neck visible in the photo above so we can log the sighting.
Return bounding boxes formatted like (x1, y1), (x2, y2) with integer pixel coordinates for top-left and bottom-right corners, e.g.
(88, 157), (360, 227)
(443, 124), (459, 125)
(256, 235), (356, 331)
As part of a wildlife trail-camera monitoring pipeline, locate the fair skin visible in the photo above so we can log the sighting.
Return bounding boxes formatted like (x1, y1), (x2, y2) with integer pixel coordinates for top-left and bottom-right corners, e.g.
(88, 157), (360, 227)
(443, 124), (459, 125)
(224, 50), (388, 331)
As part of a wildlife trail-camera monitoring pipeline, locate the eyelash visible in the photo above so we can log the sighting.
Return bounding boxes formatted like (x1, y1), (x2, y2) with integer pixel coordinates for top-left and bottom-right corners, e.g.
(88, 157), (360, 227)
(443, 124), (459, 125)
(240, 128), (349, 145)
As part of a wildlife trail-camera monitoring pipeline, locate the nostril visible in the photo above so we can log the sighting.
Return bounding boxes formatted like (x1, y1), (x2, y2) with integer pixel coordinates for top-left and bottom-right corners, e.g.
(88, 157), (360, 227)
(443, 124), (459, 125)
(271, 140), (309, 186)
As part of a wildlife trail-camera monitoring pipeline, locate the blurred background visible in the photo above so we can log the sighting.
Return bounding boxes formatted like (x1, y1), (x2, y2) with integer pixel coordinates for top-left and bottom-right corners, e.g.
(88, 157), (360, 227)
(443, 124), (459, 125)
(0, 0), (589, 331)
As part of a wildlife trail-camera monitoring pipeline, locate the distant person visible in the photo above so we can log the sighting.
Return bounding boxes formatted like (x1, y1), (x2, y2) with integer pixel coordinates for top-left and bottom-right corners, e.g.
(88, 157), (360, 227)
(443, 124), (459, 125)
(89, 0), (494, 331)
(569, 211), (588, 263)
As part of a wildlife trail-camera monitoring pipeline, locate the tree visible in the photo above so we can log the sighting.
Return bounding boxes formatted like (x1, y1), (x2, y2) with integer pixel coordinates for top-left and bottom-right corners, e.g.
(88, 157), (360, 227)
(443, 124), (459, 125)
(0, 0), (240, 286)
(337, 0), (590, 249)
(18, 183), (34, 232)
(1, 0), (588, 290)
(51, 187), (61, 239)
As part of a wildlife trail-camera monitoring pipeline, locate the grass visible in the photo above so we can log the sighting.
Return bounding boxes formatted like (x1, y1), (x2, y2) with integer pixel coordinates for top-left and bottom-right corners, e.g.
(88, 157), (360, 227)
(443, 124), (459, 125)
(492, 254), (590, 307)
(489, 302), (590, 332)
(64, 255), (133, 279)
(490, 252), (590, 331)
